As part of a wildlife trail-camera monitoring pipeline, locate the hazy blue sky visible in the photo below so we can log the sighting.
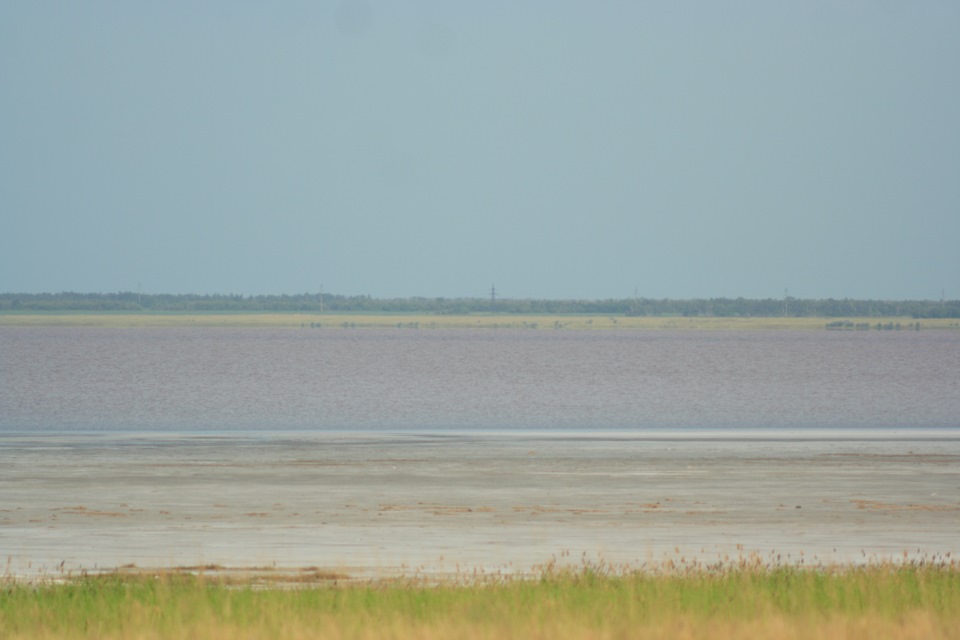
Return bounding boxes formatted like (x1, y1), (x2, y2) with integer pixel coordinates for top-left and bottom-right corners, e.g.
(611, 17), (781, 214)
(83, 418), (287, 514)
(2, 1), (958, 300)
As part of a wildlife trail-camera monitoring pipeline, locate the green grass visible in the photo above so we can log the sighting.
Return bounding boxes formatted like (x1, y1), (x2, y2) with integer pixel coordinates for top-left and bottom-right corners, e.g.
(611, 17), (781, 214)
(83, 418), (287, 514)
(3, 563), (959, 639)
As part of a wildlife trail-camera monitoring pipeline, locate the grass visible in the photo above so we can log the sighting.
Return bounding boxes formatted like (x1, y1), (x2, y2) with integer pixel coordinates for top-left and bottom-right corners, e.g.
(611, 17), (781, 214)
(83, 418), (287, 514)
(1, 312), (956, 331)
(3, 561), (959, 639)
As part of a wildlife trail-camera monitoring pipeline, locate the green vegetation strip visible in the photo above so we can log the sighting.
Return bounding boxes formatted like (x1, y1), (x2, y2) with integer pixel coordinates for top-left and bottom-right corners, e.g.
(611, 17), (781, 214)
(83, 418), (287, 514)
(4, 291), (959, 319)
(3, 565), (959, 639)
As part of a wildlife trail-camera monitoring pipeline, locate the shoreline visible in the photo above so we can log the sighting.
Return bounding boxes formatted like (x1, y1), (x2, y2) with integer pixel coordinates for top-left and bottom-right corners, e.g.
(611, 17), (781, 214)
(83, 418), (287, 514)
(10, 551), (957, 588)
(4, 426), (960, 442)
(2, 312), (957, 330)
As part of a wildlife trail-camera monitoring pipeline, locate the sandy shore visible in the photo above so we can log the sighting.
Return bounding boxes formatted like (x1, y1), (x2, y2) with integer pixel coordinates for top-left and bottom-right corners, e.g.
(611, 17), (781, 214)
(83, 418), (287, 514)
(2, 431), (958, 580)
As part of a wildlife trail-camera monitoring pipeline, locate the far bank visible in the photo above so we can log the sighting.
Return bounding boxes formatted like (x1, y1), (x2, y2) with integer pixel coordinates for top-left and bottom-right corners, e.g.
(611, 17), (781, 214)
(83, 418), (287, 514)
(1, 312), (958, 330)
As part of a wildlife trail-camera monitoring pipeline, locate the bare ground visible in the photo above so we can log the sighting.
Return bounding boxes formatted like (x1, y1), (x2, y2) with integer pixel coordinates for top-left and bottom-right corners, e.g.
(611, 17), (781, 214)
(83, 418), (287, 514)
(2, 431), (958, 580)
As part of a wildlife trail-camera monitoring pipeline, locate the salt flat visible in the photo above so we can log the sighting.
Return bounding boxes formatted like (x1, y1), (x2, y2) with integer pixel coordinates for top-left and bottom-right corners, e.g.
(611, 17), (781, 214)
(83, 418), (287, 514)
(2, 431), (958, 580)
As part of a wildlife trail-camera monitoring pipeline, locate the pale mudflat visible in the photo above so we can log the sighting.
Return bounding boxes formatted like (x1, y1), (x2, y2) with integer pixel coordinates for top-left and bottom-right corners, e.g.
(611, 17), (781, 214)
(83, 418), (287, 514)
(2, 431), (958, 580)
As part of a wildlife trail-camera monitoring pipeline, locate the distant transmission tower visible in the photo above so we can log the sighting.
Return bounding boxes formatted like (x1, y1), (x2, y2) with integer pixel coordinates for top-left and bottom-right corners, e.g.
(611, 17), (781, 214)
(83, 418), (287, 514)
(490, 284), (496, 311)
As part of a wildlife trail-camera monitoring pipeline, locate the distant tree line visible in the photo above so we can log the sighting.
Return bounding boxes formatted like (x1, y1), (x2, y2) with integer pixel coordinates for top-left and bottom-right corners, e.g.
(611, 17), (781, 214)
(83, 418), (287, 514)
(1, 292), (958, 318)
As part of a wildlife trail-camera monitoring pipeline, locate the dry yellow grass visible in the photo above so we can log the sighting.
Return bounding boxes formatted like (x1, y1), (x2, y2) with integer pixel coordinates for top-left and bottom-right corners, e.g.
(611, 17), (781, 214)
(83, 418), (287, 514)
(7, 613), (949, 640)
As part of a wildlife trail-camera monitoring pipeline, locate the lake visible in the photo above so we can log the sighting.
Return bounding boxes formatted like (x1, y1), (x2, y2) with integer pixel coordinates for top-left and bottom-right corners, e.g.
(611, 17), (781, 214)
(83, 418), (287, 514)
(2, 327), (959, 433)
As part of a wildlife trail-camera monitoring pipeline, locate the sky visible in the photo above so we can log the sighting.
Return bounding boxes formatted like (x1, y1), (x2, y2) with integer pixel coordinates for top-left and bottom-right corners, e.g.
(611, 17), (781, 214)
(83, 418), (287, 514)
(2, 1), (958, 301)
